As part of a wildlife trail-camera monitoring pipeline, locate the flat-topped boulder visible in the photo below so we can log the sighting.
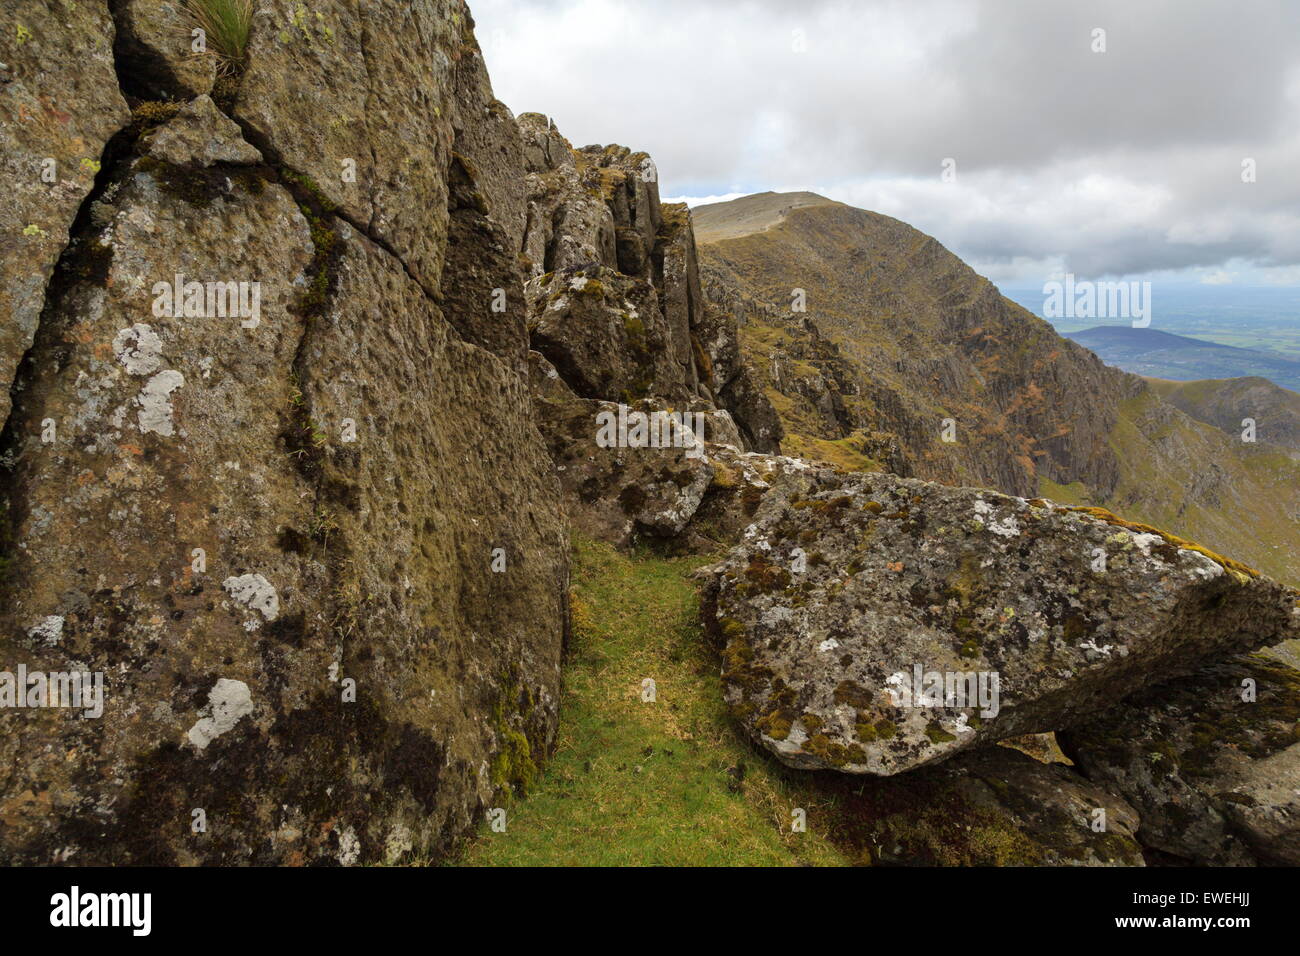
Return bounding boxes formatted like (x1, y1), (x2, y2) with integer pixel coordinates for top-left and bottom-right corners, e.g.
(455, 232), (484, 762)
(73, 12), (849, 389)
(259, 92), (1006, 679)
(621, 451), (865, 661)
(701, 470), (1300, 775)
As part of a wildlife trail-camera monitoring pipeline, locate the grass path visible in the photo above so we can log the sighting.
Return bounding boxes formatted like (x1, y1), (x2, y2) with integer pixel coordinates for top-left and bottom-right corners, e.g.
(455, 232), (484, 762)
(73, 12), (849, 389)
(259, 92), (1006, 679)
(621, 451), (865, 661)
(453, 536), (850, 866)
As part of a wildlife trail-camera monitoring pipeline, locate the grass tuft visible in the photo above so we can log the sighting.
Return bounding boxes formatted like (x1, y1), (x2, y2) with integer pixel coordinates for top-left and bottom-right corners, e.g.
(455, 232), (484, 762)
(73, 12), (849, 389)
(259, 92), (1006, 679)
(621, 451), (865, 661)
(184, 0), (254, 75)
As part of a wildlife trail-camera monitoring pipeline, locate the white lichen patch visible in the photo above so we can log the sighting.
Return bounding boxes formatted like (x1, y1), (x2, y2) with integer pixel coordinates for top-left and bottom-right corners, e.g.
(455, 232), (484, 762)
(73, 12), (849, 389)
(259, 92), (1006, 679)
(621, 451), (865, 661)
(136, 369), (184, 435)
(987, 515), (1020, 538)
(337, 826), (361, 866)
(186, 678), (254, 750)
(760, 605), (794, 627)
(27, 615), (64, 645)
(112, 323), (162, 376)
(950, 713), (976, 735)
(1183, 549), (1225, 580)
(1130, 532), (1164, 557)
(223, 573), (280, 621)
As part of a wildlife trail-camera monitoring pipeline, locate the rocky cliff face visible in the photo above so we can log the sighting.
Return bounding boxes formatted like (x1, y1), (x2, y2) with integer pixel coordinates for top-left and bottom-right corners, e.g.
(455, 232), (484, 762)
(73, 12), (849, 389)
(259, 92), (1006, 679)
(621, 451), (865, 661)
(0, 0), (567, 865)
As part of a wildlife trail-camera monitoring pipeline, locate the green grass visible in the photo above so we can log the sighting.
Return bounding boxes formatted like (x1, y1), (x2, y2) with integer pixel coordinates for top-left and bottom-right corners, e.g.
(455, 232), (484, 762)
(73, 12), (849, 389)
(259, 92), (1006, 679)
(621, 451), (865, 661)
(453, 536), (850, 866)
(184, 0), (253, 73)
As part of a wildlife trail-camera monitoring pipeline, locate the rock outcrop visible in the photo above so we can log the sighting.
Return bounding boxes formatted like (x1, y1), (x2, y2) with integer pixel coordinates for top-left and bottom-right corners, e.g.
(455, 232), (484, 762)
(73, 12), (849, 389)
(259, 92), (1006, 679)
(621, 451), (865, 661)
(0, 1), (130, 429)
(701, 468), (1300, 775)
(515, 113), (782, 468)
(0, 0), (566, 865)
(1060, 655), (1300, 865)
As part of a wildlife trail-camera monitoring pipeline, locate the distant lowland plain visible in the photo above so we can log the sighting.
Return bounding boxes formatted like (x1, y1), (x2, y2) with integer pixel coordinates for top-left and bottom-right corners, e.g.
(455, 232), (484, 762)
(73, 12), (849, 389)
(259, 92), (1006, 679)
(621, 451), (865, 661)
(1003, 284), (1300, 393)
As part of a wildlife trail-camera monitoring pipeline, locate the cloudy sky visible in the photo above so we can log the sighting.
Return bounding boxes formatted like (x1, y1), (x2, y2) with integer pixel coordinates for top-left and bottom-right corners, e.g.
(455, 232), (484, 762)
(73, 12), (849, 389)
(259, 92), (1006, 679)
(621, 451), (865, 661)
(471, 0), (1300, 288)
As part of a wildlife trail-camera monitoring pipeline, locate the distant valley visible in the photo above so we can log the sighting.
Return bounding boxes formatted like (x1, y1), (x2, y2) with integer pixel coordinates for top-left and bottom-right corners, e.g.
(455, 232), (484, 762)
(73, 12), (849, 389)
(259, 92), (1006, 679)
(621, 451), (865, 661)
(1063, 325), (1300, 392)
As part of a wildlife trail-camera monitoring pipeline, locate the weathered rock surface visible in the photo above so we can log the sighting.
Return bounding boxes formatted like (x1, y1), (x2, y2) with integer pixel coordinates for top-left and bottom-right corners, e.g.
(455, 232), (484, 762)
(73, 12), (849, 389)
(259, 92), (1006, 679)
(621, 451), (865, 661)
(145, 95), (262, 167)
(0, 1), (568, 865)
(113, 0), (218, 99)
(0, 1), (130, 429)
(234, 0), (468, 297)
(529, 266), (679, 403)
(531, 392), (713, 544)
(865, 747), (1144, 866)
(516, 114), (781, 452)
(702, 470), (1300, 775)
(1061, 655), (1300, 865)
(437, 18), (531, 372)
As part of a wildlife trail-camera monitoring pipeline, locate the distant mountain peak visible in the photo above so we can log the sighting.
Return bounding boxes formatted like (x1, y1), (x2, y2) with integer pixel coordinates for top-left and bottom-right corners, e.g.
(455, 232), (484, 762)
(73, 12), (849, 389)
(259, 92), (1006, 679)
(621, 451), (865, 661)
(692, 190), (840, 243)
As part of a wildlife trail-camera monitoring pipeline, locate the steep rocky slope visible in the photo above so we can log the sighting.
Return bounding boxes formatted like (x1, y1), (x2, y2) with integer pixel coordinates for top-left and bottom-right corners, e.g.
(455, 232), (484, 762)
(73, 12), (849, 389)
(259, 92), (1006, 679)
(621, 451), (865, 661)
(1149, 375), (1300, 455)
(695, 191), (1300, 587)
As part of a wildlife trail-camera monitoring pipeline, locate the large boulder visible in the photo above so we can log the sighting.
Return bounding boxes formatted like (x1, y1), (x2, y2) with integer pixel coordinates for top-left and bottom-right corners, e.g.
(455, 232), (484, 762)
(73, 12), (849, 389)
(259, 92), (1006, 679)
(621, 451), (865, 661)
(0, 6), (568, 865)
(1060, 655), (1300, 865)
(701, 470), (1300, 775)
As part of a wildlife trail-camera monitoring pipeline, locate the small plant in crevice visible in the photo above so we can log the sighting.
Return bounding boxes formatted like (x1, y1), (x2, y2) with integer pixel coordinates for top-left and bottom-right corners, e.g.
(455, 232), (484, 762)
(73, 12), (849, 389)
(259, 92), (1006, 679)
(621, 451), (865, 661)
(184, 0), (254, 76)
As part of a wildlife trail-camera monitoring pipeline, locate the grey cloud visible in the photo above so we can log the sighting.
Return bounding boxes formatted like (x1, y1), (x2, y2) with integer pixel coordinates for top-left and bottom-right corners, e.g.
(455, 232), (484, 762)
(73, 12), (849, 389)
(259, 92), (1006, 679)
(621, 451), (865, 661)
(471, 0), (1300, 280)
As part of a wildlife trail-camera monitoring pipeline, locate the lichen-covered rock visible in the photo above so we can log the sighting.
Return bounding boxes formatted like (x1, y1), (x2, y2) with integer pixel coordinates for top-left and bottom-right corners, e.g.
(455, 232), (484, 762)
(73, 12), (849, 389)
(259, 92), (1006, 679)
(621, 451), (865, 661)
(0, 5), (568, 866)
(529, 266), (681, 403)
(436, 14), (531, 372)
(694, 271), (784, 452)
(1060, 655), (1300, 865)
(518, 113), (616, 275)
(655, 204), (703, 398)
(517, 115), (779, 447)
(145, 95), (262, 167)
(532, 393), (714, 543)
(701, 470), (1300, 775)
(0, 0), (130, 429)
(234, 0), (466, 296)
